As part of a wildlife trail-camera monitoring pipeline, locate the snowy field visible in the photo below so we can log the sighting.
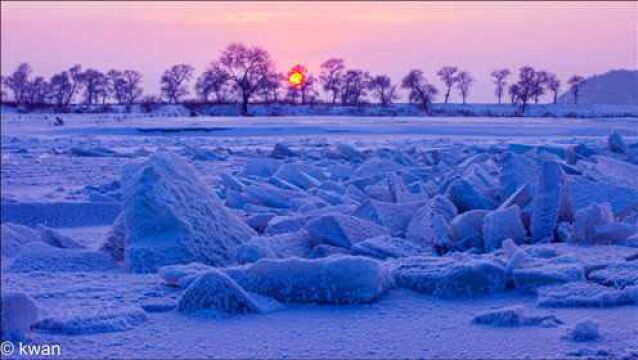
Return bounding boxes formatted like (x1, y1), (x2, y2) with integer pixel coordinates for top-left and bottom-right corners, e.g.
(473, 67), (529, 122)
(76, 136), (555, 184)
(2, 113), (638, 359)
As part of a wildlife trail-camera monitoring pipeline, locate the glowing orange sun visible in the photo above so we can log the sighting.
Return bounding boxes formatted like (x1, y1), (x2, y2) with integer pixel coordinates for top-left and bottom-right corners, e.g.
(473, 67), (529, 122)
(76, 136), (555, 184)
(287, 65), (306, 88)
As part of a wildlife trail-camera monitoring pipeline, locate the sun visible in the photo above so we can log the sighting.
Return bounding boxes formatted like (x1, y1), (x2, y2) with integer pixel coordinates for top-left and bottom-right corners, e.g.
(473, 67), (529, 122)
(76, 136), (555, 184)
(287, 65), (306, 88)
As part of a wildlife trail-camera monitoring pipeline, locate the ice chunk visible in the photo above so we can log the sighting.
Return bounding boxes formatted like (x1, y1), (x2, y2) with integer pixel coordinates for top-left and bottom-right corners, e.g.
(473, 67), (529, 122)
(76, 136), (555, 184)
(472, 305), (562, 327)
(177, 269), (276, 314)
(512, 259), (584, 291)
(233, 231), (312, 264)
(449, 210), (489, 251)
(264, 215), (308, 235)
(608, 131), (627, 154)
(245, 213), (275, 233)
(227, 256), (389, 304)
(351, 235), (427, 259)
(9, 242), (118, 273)
(353, 200), (423, 237)
(272, 164), (320, 190)
(572, 202), (614, 244)
(335, 143), (366, 163)
(69, 146), (128, 158)
(33, 307), (146, 335)
(430, 195), (458, 222)
(498, 183), (533, 211)
(594, 223), (638, 244)
(241, 158), (281, 178)
(158, 262), (214, 288)
(270, 143), (298, 159)
(565, 319), (600, 342)
(500, 152), (539, 199)
(537, 282), (638, 307)
(447, 178), (496, 213)
(111, 152), (256, 273)
(305, 214), (389, 248)
(1, 292), (39, 341)
(393, 256), (506, 298)
(530, 161), (574, 243)
(35, 224), (84, 249)
(588, 262), (638, 288)
(482, 205), (526, 252)
(100, 214), (126, 261)
(1, 222), (39, 258)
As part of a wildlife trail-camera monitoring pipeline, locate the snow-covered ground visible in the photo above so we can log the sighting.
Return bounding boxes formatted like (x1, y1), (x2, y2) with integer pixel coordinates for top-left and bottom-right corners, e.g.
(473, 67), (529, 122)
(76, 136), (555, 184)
(2, 113), (638, 359)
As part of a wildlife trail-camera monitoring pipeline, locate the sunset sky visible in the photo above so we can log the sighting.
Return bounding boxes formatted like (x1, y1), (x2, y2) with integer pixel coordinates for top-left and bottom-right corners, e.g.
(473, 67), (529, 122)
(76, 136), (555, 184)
(1, 1), (636, 103)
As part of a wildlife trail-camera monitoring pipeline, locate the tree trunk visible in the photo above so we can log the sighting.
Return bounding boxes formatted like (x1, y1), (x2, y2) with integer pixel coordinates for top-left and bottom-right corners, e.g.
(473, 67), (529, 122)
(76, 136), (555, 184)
(444, 87), (450, 104)
(241, 93), (249, 115)
(553, 91), (557, 104)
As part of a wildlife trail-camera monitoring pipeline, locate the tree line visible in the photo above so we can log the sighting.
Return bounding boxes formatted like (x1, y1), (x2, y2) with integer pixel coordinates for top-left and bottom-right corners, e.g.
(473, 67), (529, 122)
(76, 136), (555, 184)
(1, 43), (586, 115)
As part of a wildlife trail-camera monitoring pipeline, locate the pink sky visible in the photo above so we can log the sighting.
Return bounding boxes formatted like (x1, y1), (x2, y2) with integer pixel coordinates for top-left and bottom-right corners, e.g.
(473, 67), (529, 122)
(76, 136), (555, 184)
(1, 1), (636, 103)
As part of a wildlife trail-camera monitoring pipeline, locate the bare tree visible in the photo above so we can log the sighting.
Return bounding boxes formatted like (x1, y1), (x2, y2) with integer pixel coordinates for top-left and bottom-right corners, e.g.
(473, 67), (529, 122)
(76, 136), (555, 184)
(513, 66), (538, 114)
(340, 69), (370, 106)
(49, 71), (73, 108)
(259, 72), (284, 103)
(300, 74), (317, 105)
(161, 64), (194, 104)
(195, 63), (230, 103)
(3, 63), (32, 105)
(368, 75), (397, 107)
(217, 43), (277, 115)
(546, 73), (561, 104)
(320, 58), (345, 105)
(568, 75), (585, 104)
(491, 69), (511, 104)
(109, 69), (143, 106)
(402, 69), (438, 113)
(531, 70), (549, 104)
(437, 66), (458, 104)
(508, 84), (520, 104)
(26, 76), (50, 105)
(78, 69), (109, 105)
(455, 71), (473, 104)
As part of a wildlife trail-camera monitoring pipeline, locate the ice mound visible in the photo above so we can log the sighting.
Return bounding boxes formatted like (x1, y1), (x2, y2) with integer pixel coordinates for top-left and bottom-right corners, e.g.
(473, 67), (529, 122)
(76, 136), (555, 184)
(263, 215), (308, 235)
(305, 214), (389, 248)
(565, 319), (601, 342)
(227, 256), (389, 304)
(471, 305), (562, 327)
(9, 242), (118, 273)
(530, 161), (573, 243)
(588, 262), (638, 288)
(512, 259), (584, 291)
(447, 178), (495, 213)
(241, 158), (282, 178)
(33, 307), (146, 335)
(234, 231), (312, 264)
(272, 164), (320, 190)
(449, 210), (488, 251)
(537, 282), (638, 307)
(482, 205), (526, 252)
(608, 131), (627, 154)
(1, 292), (39, 341)
(1, 222), (39, 258)
(353, 200), (423, 237)
(393, 256), (506, 298)
(270, 143), (298, 159)
(158, 262), (214, 288)
(108, 152), (256, 273)
(350, 235), (427, 259)
(1, 223), (84, 258)
(178, 269), (279, 314)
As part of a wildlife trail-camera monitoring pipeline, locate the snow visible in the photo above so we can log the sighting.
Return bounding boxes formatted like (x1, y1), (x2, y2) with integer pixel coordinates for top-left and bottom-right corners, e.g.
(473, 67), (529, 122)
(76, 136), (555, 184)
(106, 151), (256, 272)
(2, 113), (638, 358)
(471, 305), (562, 327)
(177, 269), (280, 314)
(305, 214), (389, 248)
(1, 292), (39, 341)
(226, 256), (390, 304)
(565, 319), (601, 342)
(33, 306), (147, 335)
(9, 242), (118, 273)
(393, 255), (506, 297)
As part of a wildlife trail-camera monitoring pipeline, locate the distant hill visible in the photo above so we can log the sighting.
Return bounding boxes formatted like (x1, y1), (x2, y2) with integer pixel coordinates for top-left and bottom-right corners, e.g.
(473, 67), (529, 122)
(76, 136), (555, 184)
(558, 69), (638, 105)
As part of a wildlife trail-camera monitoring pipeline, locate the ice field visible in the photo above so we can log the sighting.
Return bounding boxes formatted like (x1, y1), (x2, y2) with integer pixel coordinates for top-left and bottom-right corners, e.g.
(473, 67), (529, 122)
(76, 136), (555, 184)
(2, 113), (638, 359)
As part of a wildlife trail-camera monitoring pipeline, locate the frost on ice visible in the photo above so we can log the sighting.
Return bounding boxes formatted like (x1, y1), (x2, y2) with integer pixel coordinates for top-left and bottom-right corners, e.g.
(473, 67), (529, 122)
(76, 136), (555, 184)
(1, 292), (39, 341)
(103, 152), (256, 273)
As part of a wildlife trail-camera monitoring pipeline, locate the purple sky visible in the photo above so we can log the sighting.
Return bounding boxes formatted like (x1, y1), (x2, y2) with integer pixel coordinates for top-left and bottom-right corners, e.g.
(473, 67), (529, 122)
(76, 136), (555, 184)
(2, 1), (636, 103)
